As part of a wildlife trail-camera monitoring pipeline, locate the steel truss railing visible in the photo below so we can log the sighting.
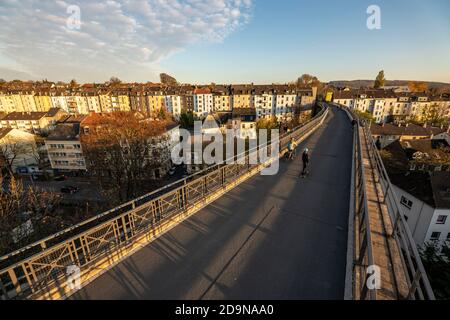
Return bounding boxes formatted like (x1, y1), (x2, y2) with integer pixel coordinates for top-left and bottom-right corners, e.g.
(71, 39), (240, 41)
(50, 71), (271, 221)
(0, 106), (328, 300)
(341, 104), (435, 300)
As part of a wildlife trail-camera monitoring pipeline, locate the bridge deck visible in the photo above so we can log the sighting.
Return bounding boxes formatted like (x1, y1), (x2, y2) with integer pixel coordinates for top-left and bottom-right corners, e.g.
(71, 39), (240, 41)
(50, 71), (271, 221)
(357, 127), (408, 300)
(71, 107), (353, 300)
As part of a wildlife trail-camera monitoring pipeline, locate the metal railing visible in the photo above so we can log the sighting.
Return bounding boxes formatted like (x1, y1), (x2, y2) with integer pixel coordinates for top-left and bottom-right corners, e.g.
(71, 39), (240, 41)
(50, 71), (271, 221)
(0, 106), (328, 300)
(341, 104), (435, 300)
(351, 117), (376, 300)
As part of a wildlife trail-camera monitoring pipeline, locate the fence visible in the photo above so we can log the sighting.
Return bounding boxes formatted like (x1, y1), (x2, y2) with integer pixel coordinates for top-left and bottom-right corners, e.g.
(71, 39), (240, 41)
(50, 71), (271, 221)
(0, 106), (328, 300)
(341, 104), (435, 300)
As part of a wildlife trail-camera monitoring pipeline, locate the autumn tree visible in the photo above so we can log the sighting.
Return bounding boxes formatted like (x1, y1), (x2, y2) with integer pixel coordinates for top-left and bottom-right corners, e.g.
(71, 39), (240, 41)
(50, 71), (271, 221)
(408, 81), (428, 93)
(419, 103), (448, 126)
(0, 175), (60, 255)
(81, 112), (171, 204)
(109, 76), (122, 86)
(69, 79), (78, 89)
(374, 70), (386, 88)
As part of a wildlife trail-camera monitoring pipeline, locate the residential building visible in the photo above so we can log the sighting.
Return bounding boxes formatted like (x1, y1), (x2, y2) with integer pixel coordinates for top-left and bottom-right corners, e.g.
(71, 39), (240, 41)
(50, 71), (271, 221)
(0, 108), (67, 133)
(0, 128), (39, 173)
(212, 86), (232, 112)
(193, 87), (213, 119)
(231, 85), (253, 109)
(253, 86), (274, 119)
(274, 85), (297, 121)
(45, 122), (86, 172)
(33, 92), (53, 112)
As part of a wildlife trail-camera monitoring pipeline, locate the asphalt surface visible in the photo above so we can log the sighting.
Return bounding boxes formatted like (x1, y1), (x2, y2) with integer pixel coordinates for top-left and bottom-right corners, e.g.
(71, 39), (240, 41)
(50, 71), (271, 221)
(71, 106), (354, 300)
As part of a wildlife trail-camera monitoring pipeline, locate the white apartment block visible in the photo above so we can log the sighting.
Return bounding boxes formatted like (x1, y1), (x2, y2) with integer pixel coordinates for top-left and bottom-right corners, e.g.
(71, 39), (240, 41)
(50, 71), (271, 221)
(45, 123), (86, 171)
(253, 87), (274, 119)
(51, 95), (69, 112)
(274, 90), (297, 121)
(164, 95), (182, 119)
(193, 88), (213, 118)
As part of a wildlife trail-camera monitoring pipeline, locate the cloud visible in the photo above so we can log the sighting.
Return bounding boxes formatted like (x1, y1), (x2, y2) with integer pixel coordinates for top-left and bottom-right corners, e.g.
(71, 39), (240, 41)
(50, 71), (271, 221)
(0, 0), (252, 82)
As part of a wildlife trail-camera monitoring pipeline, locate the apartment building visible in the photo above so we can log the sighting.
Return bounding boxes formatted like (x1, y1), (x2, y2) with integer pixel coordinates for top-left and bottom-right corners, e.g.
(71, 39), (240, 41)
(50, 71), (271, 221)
(193, 87), (213, 119)
(50, 92), (69, 112)
(45, 121), (86, 172)
(147, 88), (166, 117)
(33, 92), (53, 112)
(274, 85), (297, 121)
(164, 91), (182, 119)
(85, 90), (102, 113)
(130, 88), (149, 115)
(212, 86), (232, 112)
(0, 93), (16, 113)
(334, 89), (450, 124)
(0, 108), (67, 134)
(98, 90), (113, 113)
(231, 85), (253, 109)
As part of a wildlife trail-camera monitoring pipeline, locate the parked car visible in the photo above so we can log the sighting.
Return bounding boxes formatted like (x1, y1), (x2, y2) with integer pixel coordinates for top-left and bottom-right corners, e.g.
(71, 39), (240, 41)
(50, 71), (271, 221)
(54, 175), (66, 181)
(60, 186), (79, 194)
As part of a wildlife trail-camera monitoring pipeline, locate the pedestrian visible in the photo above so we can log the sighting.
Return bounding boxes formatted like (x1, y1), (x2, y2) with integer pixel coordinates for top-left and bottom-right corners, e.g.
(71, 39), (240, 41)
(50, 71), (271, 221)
(300, 148), (310, 178)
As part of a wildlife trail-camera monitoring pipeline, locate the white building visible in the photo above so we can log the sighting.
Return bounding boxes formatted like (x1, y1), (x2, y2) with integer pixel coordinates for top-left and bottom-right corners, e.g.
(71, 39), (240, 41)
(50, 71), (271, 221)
(393, 172), (450, 247)
(193, 88), (213, 119)
(253, 86), (274, 119)
(0, 128), (39, 173)
(274, 86), (297, 121)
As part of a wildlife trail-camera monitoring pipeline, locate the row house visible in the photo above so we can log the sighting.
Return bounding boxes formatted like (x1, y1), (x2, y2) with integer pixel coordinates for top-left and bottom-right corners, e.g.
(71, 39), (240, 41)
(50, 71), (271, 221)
(0, 108), (67, 134)
(34, 92), (53, 112)
(147, 88), (166, 117)
(252, 86), (274, 119)
(130, 87), (150, 115)
(212, 86), (232, 112)
(273, 85), (297, 121)
(231, 85), (253, 109)
(193, 88), (213, 118)
(164, 90), (182, 119)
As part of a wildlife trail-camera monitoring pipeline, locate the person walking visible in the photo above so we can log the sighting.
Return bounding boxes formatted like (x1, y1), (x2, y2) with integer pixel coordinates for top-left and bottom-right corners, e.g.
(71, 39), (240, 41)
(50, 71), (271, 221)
(300, 148), (310, 178)
(287, 137), (297, 159)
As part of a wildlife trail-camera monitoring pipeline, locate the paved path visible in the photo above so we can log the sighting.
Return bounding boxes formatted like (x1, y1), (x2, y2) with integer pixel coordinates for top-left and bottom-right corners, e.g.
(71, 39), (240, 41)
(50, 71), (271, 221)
(71, 106), (354, 300)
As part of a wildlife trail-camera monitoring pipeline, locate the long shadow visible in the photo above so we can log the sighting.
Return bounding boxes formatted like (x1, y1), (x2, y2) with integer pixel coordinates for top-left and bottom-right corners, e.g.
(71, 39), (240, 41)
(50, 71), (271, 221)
(70, 107), (346, 300)
(199, 107), (354, 299)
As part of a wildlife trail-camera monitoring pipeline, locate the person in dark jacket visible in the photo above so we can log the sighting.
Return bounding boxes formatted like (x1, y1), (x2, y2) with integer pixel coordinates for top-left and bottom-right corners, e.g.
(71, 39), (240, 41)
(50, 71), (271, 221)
(300, 148), (310, 177)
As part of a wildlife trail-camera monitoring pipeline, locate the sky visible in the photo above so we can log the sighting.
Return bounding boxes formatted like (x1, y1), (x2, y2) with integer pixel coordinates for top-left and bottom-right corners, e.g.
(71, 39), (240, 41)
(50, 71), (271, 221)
(0, 0), (449, 84)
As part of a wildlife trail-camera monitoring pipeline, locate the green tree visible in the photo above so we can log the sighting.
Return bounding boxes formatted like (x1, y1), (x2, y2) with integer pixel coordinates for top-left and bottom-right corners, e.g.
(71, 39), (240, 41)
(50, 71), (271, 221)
(420, 242), (450, 299)
(354, 110), (375, 122)
(374, 70), (386, 88)
(179, 111), (195, 129)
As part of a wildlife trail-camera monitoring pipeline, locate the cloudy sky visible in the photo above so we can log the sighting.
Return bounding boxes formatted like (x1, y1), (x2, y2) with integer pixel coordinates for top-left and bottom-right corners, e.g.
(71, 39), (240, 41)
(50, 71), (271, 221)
(0, 0), (449, 83)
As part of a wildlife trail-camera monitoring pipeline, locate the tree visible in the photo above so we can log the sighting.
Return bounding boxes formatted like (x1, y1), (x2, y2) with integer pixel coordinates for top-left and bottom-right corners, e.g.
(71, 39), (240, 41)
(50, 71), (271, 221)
(0, 175), (60, 255)
(109, 76), (122, 86)
(420, 242), (450, 299)
(354, 110), (375, 123)
(408, 81), (428, 93)
(0, 136), (36, 177)
(179, 111), (195, 129)
(69, 79), (78, 89)
(374, 70), (385, 88)
(81, 112), (170, 204)
(296, 74), (321, 87)
(419, 103), (448, 126)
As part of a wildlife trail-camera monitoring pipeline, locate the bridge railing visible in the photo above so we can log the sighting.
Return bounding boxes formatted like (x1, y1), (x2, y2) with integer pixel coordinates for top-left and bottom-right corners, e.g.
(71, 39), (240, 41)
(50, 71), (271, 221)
(352, 116), (376, 300)
(0, 105), (328, 300)
(340, 104), (435, 300)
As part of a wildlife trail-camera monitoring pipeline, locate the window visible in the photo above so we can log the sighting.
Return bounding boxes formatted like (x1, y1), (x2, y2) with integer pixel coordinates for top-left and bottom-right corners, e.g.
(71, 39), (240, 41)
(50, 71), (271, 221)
(430, 232), (441, 241)
(436, 215), (447, 225)
(400, 196), (413, 209)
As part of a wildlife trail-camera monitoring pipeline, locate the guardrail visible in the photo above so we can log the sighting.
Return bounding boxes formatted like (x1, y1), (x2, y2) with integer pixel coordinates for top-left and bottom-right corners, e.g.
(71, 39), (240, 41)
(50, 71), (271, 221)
(351, 115), (376, 300)
(339, 104), (435, 300)
(0, 105), (328, 300)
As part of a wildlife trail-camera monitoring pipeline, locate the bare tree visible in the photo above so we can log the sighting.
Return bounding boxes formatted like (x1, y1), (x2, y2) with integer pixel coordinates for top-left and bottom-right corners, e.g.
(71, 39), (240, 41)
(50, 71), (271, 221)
(81, 112), (172, 204)
(0, 175), (60, 255)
